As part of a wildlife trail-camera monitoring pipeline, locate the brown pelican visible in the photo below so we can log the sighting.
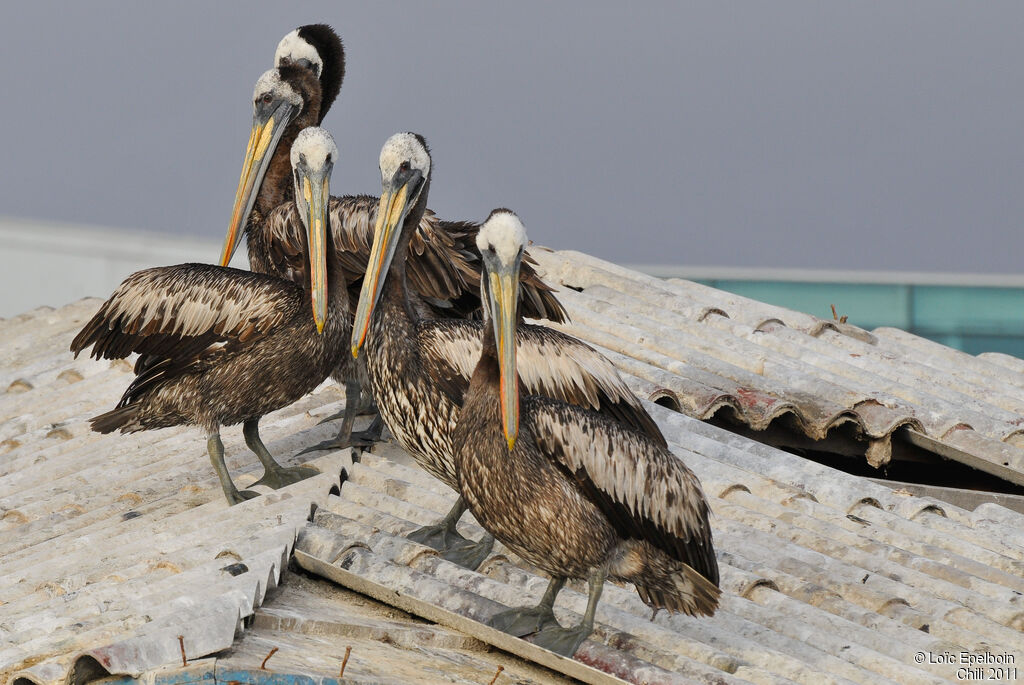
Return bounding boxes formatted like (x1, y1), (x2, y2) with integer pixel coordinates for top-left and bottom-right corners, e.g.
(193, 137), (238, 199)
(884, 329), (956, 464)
(350, 134), (664, 570)
(274, 24), (345, 122)
(453, 214), (720, 656)
(71, 128), (347, 505)
(219, 67), (567, 455)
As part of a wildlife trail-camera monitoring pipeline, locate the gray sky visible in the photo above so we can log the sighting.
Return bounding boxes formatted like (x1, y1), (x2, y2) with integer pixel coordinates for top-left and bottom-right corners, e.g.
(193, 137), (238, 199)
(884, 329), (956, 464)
(2, 2), (1023, 272)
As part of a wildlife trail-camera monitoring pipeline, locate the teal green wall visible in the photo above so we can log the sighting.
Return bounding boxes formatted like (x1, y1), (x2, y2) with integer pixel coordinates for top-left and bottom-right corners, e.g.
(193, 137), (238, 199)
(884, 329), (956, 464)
(695, 280), (1024, 357)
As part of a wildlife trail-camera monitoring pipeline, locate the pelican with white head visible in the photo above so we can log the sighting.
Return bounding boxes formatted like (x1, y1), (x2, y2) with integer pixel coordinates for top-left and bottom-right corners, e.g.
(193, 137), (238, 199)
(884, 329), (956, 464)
(290, 127), (338, 333)
(476, 209), (527, 449)
(351, 132), (432, 356)
(220, 68), (312, 267)
(274, 24), (345, 122)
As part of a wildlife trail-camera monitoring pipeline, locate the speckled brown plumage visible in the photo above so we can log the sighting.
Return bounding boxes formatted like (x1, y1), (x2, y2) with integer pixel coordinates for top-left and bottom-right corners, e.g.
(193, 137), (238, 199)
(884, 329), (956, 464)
(256, 198), (565, 320)
(454, 317), (720, 616)
(70, 262), (349, 436)
(241, 68), (565, 324)
(361, 183), (660, 498)
(250, 66), (323, 222)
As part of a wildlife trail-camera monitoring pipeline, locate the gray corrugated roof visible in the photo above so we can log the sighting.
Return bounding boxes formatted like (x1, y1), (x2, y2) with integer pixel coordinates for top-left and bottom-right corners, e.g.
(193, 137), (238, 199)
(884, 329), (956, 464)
(1, 298), (347, 685)
(528, 248), (1024, 485)
(295, 418), (1024, 685)
(219, 571), (578, 684)
(3, 248), (1024, 684)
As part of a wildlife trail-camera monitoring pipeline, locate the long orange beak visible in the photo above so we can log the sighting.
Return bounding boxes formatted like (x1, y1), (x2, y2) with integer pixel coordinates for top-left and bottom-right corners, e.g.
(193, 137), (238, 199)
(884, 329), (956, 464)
(350, 173), (419, 357)
(484, 259), (521, 449)
(298, 170), (331, 333)
(219, 102), (296, 266)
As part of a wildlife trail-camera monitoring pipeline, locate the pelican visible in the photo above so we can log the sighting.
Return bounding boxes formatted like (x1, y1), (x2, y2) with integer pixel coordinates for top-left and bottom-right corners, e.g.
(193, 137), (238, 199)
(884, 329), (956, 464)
(350, 134), (665, 570)
(71, 128), (347, 505)
(453, 214), (720, 656)
(274, 24), (345, 122)
(220, 67), (566, 454)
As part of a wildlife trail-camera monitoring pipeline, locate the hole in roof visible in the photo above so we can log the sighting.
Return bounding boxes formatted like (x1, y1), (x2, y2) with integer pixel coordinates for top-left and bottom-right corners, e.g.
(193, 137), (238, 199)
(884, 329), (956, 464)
(71, 655), (111, 685)
(741, 578), (780, 598)
(912, 504), (946, 519)
(706, 410), (1024, 515)
(650, 391), (681, 412)
(718, 484), (751, 499)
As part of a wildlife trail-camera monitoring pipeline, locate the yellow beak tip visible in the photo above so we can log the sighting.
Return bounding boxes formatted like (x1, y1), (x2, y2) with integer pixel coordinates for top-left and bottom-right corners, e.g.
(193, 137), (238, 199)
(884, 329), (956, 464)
(505, 435), (516, 451)
(316, 320), (325, 335)
(351, 347), (359, 359)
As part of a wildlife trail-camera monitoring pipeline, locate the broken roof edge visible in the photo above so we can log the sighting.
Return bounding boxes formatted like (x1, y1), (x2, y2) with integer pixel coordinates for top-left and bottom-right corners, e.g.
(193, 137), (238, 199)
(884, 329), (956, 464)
(528, 247), (1024, 495)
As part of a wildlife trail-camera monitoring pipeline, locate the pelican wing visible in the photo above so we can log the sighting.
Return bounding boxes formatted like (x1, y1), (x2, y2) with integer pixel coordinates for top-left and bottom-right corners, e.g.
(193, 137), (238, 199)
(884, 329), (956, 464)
(71, 264), (300, 362)
(529, 398), (719, 585)
(328, 195), (566, 322)
(329, 195), (470, 301)
(419, 321), (665, 444)
(260, 207), (310, 288)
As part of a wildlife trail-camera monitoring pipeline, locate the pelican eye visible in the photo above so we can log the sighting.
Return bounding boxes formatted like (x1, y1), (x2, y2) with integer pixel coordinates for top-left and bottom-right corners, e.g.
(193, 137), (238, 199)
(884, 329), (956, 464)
(261, 93), (274, 105)
(399, 161), (411, 172)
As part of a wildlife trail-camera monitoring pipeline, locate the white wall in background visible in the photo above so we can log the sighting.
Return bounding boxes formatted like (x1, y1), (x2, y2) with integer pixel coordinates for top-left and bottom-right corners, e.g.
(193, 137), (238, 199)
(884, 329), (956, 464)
(0, 218), (243, 319)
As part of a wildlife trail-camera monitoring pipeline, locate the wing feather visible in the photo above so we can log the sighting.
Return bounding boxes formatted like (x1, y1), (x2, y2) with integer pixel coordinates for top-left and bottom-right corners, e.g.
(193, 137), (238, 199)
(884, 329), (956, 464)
(419, 321), (665, 444)
(529, 399), (718, 585)
(70, 264), (299, 361)
(256, 195), (567, 322)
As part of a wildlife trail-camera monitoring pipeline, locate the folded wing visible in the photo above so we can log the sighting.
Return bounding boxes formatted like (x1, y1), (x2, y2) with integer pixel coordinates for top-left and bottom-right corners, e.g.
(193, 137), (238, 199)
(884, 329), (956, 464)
(529, 399), (718, 586)
(70, 264), (301, 363)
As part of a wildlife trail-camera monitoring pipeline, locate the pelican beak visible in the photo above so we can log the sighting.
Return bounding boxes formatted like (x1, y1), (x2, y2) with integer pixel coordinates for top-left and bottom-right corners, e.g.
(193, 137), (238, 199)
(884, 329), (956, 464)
(300, 166), (331, 334)
(350, 167), (423, 358)
(484, 254), (521, 450)
(220, 101), (297, 266)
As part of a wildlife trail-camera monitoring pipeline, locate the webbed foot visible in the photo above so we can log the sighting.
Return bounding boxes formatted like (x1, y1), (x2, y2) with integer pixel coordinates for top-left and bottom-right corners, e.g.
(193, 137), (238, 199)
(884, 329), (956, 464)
(296, 429), (377, 456)
(531, 622), (592, 657)
(252, 464), (319, 489)
(226, 489), (260, 505)
(488, 605), (558, 637)
(441, 534), (494, 570)
(407, 522), (467, 551)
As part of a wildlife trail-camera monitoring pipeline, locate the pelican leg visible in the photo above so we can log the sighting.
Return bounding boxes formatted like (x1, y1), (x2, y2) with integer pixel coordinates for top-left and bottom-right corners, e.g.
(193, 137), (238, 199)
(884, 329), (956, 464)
(408, 496), (470, 549)
(488, 577), (566, 637)
(245, 418), (319, 489)
(208, 432), (258, 505)
(442, 527), (495, 570)
(407, 496), (494, 569)
(348, 412), (384, 447)
(532, 567), (606, 657)
(299, 381), (382, 455)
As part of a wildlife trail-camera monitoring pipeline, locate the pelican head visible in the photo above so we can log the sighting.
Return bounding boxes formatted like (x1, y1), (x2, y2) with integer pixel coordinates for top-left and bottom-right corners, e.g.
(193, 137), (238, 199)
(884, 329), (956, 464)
(350, 132), (432, 358)
(290, 127), (337, 334)
(220, 67), (316, 267)
(477, 209), (526, 450)
(275, 24), (345, 120)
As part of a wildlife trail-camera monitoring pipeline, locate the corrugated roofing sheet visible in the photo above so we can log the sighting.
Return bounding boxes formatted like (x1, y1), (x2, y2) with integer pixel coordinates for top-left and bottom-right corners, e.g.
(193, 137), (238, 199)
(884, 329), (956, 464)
(0, 298), (348, 685)
(3, 247), (1024, 685)
(527, 248), (1024, 485)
